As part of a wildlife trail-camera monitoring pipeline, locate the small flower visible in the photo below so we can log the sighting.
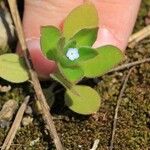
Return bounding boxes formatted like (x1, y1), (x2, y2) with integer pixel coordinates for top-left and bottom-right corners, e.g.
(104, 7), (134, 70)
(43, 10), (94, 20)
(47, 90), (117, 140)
(66, 48), (79, 61)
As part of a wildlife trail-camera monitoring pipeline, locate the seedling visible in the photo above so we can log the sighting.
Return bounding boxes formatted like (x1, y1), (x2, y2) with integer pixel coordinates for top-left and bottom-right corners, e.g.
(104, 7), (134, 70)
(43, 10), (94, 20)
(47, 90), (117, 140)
(40, 2), (124, 114)
(0, 2), (124, 115)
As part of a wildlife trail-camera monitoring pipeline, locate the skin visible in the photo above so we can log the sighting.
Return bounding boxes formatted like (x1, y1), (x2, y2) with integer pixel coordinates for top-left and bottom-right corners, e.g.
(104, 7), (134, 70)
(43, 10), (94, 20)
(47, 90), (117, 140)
(22, 0), (141, 78)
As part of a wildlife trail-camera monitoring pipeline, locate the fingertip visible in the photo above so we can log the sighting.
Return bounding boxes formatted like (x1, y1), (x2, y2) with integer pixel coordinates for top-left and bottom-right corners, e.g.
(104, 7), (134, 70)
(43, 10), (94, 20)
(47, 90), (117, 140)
(94, 27), (126, 51)
(26, 38), (57, 78)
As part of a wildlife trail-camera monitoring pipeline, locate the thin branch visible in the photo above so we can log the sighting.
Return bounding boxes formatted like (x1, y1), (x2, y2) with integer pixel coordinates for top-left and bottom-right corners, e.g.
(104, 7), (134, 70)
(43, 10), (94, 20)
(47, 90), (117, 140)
(109, 68), (133, 150)
(7, 0), (63, 150)
(128, 25), (150, 48)
(109, 57), (150, 73)
(1, 96), (30, 150)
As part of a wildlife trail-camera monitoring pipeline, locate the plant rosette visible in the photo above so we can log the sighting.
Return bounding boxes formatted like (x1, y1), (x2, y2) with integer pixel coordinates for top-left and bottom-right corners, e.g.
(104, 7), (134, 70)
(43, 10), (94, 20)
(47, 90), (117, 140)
(40, 2), (125, 115)
(0, 2), (125, 115)
(40, 2), (124, 83)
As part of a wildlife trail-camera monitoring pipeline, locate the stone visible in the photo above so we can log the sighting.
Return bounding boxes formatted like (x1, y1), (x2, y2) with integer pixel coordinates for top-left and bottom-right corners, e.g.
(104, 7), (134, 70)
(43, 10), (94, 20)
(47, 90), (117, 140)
(0, 99), (18, 128)
(22, 116), (33, 126)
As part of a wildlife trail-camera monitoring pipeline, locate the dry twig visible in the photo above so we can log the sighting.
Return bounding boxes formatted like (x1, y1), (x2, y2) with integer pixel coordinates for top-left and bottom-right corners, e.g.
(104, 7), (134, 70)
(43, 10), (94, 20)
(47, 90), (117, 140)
(7, 0), (63, 149)
(128, 25), (150, 48)
(109, 25), (150, 73)
(109, 57), (150, 73)
(1, 96), (29, 150)
(109, 68), (133, 150)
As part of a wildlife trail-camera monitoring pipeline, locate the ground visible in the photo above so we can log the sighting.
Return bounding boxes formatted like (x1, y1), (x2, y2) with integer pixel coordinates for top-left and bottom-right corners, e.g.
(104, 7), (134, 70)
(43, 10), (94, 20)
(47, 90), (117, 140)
(0, 1), (150, 150)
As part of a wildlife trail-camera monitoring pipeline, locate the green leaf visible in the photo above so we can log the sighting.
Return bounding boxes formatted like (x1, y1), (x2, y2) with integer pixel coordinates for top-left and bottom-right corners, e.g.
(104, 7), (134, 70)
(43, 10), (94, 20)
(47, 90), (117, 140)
(64, 40), (76, 54)
(0, 54), (29, 83)
(40, 26), (61, 60)
(71, 27), (98, 47)
(80, 45), (125, 78)
(58, 63), (84, 83)
(65, 85), (101, 115)
(58, 55), (78, 67)
(63, 2), (98, 40)
(56, 37), (66, 61)
(57, 37), (65, 52)
(77, 47), (98, 62)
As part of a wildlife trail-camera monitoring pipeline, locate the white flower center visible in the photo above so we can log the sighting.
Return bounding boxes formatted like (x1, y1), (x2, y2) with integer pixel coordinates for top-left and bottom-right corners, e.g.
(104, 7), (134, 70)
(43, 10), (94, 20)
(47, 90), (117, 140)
(66, 48), (79, 61)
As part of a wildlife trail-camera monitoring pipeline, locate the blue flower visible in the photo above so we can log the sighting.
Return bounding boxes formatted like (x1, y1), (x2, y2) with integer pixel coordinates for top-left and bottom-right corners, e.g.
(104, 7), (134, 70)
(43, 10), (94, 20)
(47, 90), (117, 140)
(66, 48), (79, 61)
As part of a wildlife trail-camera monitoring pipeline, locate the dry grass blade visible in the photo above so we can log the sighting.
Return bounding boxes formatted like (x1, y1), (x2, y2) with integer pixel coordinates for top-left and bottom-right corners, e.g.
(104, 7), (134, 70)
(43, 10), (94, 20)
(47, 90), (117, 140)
(128, 25), (150, 48)
(7, 0), (63, 149)
(109, 68), (133, 150)
(1, 96), (30, 150)
(109, 58), (150, 73)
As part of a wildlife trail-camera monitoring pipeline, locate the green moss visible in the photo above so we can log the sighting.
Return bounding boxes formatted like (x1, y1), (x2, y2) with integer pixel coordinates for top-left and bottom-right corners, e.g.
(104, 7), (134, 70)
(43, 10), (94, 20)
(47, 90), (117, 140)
(134, 1), (150, 32)
(13, 120), (50, 150)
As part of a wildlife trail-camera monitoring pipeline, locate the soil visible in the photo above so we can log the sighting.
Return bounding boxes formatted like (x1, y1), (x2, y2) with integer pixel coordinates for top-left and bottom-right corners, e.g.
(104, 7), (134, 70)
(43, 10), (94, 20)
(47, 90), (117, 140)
(0, 1), (150, 150)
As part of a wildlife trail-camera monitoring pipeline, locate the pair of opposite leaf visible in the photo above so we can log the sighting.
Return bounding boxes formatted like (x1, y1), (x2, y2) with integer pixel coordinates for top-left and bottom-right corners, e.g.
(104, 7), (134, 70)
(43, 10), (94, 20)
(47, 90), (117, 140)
(41, 2), (124, 84)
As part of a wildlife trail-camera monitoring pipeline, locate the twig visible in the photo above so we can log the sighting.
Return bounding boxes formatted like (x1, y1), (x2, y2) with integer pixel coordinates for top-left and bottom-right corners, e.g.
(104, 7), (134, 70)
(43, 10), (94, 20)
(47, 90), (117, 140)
(90, 139), (100, 150)
(128, 25), (150, 48)
(109, 68), (133, 150)
(109, 57), (150, 73)
(1, 96), (30, 150)
(106, 27), (150, 76)
(7, 0), (63, 150)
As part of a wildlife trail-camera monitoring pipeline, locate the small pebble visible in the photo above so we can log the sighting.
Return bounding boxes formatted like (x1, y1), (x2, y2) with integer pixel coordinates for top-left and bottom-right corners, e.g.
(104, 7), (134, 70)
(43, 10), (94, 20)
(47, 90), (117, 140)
(118, 72), (123, 77)
(0, 100), (18, 128)
(33, 100), (42, 115)
(22, 116), (33, 126)
(0, 100), (18, 120)
(25, 106), (33, 115)
(78, 145), (82, 148)
(0, 85), (11, 93)
(30, 137), (40, 146)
